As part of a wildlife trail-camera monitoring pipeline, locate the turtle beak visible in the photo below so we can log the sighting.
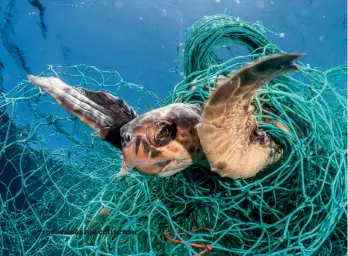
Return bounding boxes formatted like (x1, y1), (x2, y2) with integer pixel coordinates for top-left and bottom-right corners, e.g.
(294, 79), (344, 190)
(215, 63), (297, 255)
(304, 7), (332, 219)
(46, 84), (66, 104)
(121, 143), (138, 170)
(120, 132), (139, 169)
(119, 158), (131, 175)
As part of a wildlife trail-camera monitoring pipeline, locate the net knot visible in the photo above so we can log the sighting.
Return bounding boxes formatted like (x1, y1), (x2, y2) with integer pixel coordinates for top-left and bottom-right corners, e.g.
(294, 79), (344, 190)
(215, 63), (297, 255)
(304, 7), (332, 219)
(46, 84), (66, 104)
(279, 234), (287, 242)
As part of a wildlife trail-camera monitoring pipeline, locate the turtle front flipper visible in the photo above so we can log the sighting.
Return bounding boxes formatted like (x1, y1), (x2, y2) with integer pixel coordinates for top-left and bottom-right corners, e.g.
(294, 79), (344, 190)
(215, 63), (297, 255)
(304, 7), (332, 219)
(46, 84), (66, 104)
(27, 75), (137, 149)
(196, 53), (304, 179)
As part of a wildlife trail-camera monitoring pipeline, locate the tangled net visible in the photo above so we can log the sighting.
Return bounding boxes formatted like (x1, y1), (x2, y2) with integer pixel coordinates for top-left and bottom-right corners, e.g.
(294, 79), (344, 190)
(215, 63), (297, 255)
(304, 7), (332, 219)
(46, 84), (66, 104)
(0, 15), (347, 255)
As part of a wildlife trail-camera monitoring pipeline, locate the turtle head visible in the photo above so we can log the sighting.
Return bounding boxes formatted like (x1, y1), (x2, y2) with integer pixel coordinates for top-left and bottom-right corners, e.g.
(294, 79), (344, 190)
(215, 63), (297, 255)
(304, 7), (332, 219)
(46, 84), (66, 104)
(120, 103), (203, 177)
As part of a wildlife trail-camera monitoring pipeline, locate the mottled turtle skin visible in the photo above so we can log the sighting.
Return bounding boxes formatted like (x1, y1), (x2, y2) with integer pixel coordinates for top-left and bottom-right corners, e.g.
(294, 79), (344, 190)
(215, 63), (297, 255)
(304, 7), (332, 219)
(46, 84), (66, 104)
(27, 53), (304, 179)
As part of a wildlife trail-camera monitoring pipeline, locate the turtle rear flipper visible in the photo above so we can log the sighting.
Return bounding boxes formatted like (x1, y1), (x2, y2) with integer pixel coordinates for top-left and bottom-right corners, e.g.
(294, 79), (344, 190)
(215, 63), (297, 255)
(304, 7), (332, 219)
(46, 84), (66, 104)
(196, 53), (304, 179)
(27, 75), (137, 149)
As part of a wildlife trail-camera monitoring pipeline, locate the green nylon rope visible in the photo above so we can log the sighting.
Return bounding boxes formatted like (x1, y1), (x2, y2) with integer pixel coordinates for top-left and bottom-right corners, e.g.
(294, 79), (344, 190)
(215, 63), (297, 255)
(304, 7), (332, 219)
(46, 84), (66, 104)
(0, 15), (346, 255)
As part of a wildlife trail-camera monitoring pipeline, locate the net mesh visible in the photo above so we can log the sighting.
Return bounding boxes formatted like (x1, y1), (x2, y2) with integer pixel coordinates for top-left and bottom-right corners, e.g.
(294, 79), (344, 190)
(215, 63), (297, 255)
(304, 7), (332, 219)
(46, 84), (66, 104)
(0, 15), (347, 256)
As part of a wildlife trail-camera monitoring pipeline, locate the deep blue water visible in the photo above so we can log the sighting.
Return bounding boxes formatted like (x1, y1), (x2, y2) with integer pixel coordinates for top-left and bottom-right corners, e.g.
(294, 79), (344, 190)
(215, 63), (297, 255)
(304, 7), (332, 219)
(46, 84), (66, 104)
(1, 0), (346, 99)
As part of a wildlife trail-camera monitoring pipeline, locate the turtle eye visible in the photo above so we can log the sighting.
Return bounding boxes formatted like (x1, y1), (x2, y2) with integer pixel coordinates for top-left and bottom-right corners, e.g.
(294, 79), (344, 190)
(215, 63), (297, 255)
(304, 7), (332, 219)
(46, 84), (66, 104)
(146, 121), (177, 147)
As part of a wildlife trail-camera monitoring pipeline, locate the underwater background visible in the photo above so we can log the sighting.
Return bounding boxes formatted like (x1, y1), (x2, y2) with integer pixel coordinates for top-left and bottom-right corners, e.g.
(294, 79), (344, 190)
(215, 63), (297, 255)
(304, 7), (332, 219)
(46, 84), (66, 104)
(1, 0), (346, 94)
(0, 0), (347, 255)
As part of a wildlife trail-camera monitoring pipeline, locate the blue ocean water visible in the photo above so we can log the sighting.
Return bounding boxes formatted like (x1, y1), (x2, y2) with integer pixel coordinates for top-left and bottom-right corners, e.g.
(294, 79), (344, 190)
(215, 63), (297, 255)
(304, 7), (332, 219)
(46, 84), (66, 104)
(1, 0), (346, 98)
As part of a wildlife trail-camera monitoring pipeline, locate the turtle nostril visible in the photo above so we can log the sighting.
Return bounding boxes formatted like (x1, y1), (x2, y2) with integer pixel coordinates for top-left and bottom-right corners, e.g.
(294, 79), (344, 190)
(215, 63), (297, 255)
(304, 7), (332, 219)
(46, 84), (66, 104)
(124, 132), (132, 143)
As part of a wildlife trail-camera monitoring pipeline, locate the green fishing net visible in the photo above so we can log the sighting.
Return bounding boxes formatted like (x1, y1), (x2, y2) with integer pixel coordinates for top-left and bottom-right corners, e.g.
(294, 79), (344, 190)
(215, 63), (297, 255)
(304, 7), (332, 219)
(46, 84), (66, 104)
(0, 15), (347, 255)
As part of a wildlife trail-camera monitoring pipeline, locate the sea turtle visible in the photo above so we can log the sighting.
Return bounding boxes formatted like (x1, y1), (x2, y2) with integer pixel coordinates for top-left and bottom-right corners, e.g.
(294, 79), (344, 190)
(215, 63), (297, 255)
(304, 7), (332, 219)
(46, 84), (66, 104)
(27, 53), (304, 179)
